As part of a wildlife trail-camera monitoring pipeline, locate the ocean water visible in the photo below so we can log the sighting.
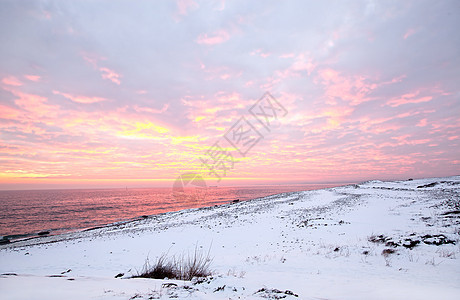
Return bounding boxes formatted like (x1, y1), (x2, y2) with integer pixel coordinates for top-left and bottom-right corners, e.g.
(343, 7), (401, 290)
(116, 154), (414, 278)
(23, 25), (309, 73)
(0, 184), (341, 241)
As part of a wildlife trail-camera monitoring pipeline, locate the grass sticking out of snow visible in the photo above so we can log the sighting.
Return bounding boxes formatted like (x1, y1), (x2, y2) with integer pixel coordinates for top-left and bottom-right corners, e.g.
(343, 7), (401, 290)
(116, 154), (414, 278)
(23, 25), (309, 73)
(133, 246), (213, 281)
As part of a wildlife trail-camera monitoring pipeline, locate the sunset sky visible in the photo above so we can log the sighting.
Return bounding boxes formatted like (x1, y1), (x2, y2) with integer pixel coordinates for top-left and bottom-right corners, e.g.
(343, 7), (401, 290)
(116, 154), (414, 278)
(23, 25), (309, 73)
(0, 0), (459, 190)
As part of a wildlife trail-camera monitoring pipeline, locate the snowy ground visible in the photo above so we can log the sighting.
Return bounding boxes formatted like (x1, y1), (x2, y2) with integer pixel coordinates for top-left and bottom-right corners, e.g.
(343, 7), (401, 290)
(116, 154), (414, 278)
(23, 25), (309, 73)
(1, 176), (459, 299)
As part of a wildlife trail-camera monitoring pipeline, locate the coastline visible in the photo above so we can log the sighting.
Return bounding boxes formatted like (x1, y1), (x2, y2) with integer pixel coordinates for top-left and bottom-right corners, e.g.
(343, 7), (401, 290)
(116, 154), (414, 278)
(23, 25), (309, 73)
(0, 184), (343, 244)
(0, 187), (327, 249)
(1, 177), (459, 299)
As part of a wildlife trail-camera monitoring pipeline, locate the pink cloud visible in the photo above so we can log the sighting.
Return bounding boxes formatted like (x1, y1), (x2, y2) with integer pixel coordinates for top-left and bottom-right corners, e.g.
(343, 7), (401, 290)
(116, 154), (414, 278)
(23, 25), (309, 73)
(0, 104), (21, 119)
(404, 28), (416, 39)
(81, 52), (120, 85)
(218, 71), (242, 80)
(388, 75), (407, 84)
(291, 54), (316, 75)
(355, 115), (404, 134)
(2, 76), (23, 86)
(24, 75), (41, 82)
(134, 104), (169, 114)
(99, 67), (121, 85)
(182, 92), (247, 128)
(318, 68), (339, 81)
(266, 53), (316, 88)
(201, 65), (242, 81)
(250, 49), (271, 58)
(53, 90), (108, 104)
(81, 52), (106, 68)
(220, 74), (231, 80)
(386, 91), (432, 107)
(385, 134), (431, 147)
(373, 123), (403, 134)
(196, 29), (230, 45)
(315, 68), (377, 105)
(245, 80), (254, 87)
(7, 88), (58, 118)
(307, 106), (355, 132)
(417, 118), (428, 127)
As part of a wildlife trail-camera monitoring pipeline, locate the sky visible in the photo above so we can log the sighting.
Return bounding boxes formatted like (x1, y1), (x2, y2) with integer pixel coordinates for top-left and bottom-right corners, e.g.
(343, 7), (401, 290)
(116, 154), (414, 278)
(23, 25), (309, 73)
(0, 0), (459, 190)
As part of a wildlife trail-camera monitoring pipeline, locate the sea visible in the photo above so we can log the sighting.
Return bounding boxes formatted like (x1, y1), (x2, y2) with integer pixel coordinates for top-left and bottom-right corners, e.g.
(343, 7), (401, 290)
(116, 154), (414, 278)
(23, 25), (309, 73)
(0, 184), (344, 242)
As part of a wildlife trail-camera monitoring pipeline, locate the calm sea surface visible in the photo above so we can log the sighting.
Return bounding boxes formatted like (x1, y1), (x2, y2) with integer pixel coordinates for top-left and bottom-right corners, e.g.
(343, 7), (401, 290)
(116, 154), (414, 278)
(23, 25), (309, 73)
(0, 184), (343, 240)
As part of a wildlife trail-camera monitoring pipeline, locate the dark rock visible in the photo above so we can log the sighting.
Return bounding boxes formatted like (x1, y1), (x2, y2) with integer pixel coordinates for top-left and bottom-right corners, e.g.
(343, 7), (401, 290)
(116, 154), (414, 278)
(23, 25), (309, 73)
(417, 182), (438, 188)
(382, 248), (396, 256)
(255, 288), (299, 298)
(422, 234), (456, 245)
(369, 234), (389, 244)
(285, 290), (299, 297)
(37, 231), (50, 236)
(192, 276), (213, 285)
(442, 210), (460, 216)
(232, 199), (240, 203)
(402, 239), (420, 249)
(115, 273), (124, 278)
(214, 285), (225, 292)
(385, 241), (400, 248)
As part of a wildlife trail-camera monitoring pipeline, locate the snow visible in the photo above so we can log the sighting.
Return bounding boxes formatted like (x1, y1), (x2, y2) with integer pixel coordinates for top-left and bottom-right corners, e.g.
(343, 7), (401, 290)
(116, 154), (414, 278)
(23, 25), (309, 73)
(1, 176), (460, 299)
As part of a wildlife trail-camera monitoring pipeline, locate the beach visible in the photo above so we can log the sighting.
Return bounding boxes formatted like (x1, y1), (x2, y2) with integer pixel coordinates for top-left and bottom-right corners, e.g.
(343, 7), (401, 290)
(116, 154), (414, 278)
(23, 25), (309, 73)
(1, 176), (459, 299)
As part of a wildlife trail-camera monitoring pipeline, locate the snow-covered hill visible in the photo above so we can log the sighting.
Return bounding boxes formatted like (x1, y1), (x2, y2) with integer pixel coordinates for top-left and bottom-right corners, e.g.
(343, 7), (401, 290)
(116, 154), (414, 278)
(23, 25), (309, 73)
(1, 176), (459, 299)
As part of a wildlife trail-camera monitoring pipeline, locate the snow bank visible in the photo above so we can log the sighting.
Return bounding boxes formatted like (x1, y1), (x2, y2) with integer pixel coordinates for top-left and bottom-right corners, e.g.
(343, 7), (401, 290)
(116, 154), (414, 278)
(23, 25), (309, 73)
(1, 176), (459, 299)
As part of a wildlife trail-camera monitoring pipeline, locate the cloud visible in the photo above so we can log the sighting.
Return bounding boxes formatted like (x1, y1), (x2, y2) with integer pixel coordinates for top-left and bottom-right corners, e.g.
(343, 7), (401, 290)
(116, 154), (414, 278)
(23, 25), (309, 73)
(404, 28), (416, 39)
(134, 104), (169, 114)
(386, 91), (433, 107)
(250, 49), (271, 58)
(2, 76), (22, 86)
(117, 121), (170, 139)
(5, 87), (59, 118)
(99, 67), (121, 85)
(196, 29), (230, 45)
(81, 52), (121, 85)
(53, 90), (108, 104)
(24, 75), (41, 82)
(201, 65), (242, 81)
(314, 68), (378, 106)
(82, 52), (106, 68)
(0, 104), (21, 119)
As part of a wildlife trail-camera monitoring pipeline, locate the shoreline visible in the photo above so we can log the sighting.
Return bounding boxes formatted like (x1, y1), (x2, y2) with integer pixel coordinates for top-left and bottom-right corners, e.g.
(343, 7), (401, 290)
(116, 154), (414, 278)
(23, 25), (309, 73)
(1, 183), (351, 247)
